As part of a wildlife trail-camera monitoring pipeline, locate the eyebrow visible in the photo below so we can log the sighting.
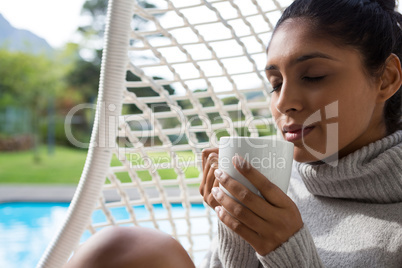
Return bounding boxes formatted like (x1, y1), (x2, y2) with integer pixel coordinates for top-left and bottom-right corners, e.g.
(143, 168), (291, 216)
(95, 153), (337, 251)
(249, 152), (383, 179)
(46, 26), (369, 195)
(265, 52), (337, 71)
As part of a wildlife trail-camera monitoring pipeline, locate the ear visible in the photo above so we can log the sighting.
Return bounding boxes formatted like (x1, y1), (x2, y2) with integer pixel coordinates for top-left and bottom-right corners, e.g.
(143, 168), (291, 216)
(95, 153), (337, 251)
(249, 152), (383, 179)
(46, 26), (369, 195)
(377, 53), (402, 103)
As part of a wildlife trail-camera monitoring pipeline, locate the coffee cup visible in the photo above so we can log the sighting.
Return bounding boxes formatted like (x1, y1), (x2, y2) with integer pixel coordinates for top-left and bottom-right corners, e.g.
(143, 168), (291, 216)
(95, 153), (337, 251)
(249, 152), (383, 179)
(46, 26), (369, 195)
(218, 136), (294, 199)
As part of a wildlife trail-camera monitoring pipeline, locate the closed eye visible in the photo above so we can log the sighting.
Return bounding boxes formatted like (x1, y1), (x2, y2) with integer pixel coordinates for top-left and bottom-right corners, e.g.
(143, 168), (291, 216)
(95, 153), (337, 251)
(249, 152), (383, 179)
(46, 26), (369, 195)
(270, 83), (282, 93)
(302, 76), (325, 82)
(270, 76), (325, 93)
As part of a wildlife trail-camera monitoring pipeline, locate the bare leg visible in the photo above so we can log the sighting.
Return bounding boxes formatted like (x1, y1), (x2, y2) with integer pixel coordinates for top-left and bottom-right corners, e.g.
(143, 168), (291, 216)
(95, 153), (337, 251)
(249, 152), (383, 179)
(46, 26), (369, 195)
(63, 226), (195, 268)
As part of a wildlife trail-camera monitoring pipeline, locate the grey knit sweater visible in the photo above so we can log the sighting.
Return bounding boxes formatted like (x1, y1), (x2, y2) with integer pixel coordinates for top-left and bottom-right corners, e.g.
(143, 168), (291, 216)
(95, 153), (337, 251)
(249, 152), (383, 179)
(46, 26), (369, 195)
(200, 130), (402, 268)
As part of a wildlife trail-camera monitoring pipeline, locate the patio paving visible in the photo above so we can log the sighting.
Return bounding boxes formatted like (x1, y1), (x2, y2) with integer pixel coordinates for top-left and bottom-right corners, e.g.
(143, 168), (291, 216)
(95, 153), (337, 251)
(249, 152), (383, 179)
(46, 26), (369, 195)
(0, 185), (201, 203)
(0, 185), (77, 203)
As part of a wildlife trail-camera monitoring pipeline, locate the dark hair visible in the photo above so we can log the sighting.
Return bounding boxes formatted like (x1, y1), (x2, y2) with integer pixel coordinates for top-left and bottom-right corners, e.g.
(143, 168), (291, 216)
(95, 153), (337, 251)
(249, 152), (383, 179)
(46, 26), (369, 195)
(274, 0), (402, 134)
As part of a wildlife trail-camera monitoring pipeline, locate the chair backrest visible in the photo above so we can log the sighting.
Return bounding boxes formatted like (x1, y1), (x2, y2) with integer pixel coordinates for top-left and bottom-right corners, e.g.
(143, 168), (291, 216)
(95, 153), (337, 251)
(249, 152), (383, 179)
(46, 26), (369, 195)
(37, 0), (290, 267)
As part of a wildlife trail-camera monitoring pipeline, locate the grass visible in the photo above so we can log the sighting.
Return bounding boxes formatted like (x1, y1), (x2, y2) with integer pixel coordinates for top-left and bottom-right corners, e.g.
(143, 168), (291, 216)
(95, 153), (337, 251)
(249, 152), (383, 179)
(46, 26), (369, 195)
(0, 146), (200, 184)
(0, 146), (87, 184)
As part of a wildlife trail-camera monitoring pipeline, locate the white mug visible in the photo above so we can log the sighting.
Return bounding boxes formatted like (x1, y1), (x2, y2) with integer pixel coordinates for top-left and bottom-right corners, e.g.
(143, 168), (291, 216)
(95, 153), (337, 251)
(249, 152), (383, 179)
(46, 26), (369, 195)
(218, 136), (294, 200)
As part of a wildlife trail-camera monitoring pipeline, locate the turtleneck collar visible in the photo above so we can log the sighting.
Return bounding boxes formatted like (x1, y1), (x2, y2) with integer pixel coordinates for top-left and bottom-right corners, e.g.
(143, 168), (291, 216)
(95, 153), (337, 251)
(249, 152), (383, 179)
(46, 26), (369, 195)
(296, 130), (402, 203)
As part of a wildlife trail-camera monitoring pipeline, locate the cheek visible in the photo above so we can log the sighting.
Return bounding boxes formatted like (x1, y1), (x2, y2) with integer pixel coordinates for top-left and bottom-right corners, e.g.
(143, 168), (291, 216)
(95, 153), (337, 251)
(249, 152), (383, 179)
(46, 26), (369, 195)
(269, 96), (280, 120)
(337, 101), (371, 150)
(337, 85), (376, 133)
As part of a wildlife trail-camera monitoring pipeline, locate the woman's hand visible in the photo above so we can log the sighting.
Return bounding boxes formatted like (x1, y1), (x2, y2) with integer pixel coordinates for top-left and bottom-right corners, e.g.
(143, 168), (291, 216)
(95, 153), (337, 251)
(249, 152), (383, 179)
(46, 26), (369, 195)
(199, 148), (220, 209)
(212, 154), (303, 256)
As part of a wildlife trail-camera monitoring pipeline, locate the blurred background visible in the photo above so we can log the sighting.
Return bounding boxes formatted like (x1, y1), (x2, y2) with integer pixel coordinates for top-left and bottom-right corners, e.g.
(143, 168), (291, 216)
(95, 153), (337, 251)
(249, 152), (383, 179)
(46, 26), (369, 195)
(0, 0), (118, 185)
(0, 1), (128, 266)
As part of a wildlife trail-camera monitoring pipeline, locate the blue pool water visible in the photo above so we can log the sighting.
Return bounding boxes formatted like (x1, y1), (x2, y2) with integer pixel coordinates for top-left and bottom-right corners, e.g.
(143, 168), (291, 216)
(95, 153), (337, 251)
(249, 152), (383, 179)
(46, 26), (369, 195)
(0, 202), (215, 268)
(0, 202), (69, 268)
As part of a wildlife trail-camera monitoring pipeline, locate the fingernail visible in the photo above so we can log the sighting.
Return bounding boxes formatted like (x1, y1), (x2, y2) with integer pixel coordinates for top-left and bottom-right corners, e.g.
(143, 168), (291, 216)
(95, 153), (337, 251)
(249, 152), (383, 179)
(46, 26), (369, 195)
(214, 169), (223, 179)
(211, 187), (220, 197)
(215, 206), (221, 215)
(232, 153), (242, 167)
(211, 162), (219, 169)
(233, 153), (248, 169)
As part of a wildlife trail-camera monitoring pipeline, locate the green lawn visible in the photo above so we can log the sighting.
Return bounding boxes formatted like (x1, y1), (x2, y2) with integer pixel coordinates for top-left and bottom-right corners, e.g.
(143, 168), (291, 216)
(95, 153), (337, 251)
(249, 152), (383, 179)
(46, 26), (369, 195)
(0, 146), (200, 184)
(0, 146), (87, 184)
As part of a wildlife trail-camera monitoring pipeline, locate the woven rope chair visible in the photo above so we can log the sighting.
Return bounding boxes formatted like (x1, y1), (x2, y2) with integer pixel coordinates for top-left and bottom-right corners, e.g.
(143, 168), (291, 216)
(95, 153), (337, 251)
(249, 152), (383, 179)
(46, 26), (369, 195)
(37, 0), (290, 267)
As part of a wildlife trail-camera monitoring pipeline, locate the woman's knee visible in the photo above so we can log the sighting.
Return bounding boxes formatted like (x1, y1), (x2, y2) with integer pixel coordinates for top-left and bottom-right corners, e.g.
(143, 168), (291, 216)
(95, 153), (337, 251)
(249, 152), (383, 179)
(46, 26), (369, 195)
(64, 226), (194, 268)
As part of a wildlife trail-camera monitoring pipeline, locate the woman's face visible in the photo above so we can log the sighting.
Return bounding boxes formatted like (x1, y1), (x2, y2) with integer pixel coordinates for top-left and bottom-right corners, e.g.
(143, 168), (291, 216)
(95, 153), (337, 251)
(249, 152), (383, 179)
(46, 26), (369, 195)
(267, 18), (387, 163)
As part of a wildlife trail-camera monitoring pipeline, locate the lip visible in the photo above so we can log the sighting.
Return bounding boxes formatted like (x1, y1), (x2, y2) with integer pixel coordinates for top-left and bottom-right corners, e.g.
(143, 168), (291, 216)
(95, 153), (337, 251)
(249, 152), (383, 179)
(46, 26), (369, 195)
(283, 124), (315, 142)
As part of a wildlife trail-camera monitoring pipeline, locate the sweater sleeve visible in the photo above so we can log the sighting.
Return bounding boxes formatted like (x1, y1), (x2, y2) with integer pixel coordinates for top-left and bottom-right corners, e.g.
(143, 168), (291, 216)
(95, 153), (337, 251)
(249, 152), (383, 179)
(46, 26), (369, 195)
(257, 225), (324, 268)
(198, 220), (260, 268)
(199, 223), (323, 268)
(217, 221), (260, 268)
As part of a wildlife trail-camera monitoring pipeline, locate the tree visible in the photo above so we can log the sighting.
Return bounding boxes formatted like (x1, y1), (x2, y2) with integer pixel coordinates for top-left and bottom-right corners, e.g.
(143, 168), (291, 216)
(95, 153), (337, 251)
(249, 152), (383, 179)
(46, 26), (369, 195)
(67, 0), (160, 103)
(78, 0), (156, 52)
(0, 49), (64, 160)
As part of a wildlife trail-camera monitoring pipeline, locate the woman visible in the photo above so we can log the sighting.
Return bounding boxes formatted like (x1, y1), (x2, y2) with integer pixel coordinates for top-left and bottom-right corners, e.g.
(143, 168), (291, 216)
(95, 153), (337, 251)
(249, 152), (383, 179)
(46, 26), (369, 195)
(65, 0), (402, 267)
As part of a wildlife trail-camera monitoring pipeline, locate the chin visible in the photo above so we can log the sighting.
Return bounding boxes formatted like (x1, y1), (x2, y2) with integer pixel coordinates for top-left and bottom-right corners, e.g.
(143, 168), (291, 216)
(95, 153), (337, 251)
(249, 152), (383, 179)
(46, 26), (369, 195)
(293, 148), (320, 163)
(293, 145), (340, 164)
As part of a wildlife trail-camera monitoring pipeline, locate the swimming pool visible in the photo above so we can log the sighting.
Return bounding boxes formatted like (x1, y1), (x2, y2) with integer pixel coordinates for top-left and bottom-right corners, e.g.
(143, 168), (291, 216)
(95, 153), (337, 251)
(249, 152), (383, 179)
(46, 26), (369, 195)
(0, 202), (216, 268)
(0, 202), (69, 268)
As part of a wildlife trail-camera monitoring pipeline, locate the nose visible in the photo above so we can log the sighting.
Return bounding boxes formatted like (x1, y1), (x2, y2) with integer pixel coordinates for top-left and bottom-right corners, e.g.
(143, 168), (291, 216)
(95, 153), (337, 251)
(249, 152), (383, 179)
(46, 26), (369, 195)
(274, 81), (303, 115)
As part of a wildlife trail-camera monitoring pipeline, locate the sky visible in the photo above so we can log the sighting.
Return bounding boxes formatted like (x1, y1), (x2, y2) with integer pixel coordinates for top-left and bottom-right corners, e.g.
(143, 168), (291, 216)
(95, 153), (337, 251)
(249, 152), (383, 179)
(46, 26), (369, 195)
(0, 0), (87, 48)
